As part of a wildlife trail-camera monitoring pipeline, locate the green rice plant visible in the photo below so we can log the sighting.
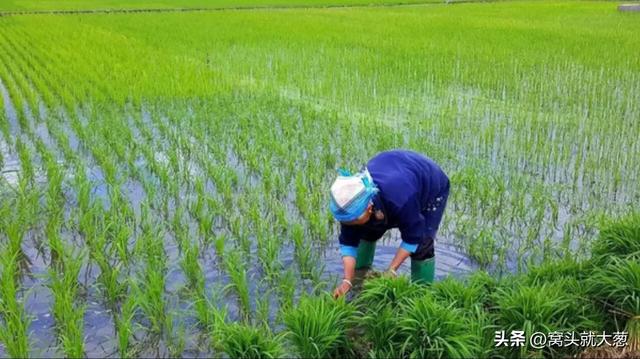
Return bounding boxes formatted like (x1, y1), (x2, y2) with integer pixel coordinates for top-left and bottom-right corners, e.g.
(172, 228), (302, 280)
(430, 276), (487, 311)
(115, 285), (137, 359)
(277, 268), (296, 316)
(164, 311), (186, 358)
(586, 257), (640, 352)
(423, 276), (500, 358)
(354, 276), (428, 354)
(283, 294), (355, 358)
(48, 248), (86, 358)
(356, 276), (425, 312)
(492, 279), (602, 357)
(523, 257), (592, 289)
(96, 257), (126, 309)
(213, 232), (226, 257)
(397, 295), (483, 359)
(360, 305), (402, 356)
(193, 289), (226, 333)
(222, 250), (251, 321)
(591, 213), (640, 262)
(132, 265), (166, 335)
(291, 223), (314, 280)
(0, 247), (31, 358)
(180, 242), (204, 294)
(217, 323), (284, 359)
(465, 270), (499, 300)
(257, 232), (283, 282)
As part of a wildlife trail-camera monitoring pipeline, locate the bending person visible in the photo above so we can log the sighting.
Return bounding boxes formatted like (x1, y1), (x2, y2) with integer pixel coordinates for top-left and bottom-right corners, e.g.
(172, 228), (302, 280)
(329, 150), (450, 298)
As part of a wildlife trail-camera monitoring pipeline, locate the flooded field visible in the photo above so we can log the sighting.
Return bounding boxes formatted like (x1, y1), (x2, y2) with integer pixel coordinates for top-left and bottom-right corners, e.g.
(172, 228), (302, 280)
(0, 0), (638, 357)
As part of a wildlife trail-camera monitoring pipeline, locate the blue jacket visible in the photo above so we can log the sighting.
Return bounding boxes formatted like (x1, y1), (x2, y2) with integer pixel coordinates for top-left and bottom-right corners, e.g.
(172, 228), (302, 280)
(339, 150), (449, 257)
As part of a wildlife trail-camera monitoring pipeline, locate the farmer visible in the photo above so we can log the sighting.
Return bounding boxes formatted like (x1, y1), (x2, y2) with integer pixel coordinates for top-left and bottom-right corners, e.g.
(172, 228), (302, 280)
(330, 150), (450, 299)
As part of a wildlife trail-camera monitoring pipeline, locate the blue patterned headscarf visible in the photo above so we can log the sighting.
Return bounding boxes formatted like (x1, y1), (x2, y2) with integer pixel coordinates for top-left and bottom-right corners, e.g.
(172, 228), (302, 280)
(329, 168), (379, 222)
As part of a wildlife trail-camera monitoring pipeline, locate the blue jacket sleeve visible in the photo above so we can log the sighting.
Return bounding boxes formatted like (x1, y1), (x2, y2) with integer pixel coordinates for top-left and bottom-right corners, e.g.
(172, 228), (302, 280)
(396, 197), (425, 253)
(339, 224), (360, 257)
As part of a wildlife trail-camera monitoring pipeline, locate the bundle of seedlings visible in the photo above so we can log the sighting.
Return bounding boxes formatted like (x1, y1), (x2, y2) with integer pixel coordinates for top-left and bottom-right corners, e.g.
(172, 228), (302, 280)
(492, 279), (604, 358)
(591, 213), (640, 263)
(429, 275), (498, 357)
(354, 276), (427, 356)
(587, 257), (640, 354)
(523, 257), (594, 287)
(397, 294), (485, 358)
(283, 294), (355, 358)
(217, 323), (284, 359)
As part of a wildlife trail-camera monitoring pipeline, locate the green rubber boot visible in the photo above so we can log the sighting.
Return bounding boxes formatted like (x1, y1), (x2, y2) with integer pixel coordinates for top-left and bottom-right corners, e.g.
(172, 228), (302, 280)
(411, 256), (435, 284)
(355, 240), (376, 270)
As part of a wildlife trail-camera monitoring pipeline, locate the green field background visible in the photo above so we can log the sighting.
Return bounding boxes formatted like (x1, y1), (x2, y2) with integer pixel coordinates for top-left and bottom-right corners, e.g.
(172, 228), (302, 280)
(0, 0), (445, 11)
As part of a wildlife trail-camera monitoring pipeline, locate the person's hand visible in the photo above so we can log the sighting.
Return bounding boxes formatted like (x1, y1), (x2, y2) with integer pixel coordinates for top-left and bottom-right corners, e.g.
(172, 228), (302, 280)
(332, 279), (353, 299)
(383, 268), (398, 279)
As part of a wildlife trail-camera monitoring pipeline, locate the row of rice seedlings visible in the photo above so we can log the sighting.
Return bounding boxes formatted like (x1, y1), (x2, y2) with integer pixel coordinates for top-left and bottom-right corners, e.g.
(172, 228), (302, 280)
(0, 80), (10, 148)
(0, 34), (41, 124)
(222, 250), (252, 322)
(290, 223), (316, 282)
(3, 179), (39, 273)
(0, 52), (31, 138)
(133, 203), (168, 336)
(179, 238), (226, 337)
(0, 242), (30, 358)
(114, 282), (137, 358)
(47, 244), (86, 358)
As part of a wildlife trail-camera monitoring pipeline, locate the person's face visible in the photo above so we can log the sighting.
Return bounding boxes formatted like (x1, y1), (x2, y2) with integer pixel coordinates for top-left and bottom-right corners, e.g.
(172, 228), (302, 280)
(341, 203), (373, 226)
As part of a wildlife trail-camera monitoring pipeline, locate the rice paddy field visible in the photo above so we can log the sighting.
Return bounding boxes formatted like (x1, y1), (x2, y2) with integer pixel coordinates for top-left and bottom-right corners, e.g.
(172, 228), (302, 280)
(0, 0), (638, 357)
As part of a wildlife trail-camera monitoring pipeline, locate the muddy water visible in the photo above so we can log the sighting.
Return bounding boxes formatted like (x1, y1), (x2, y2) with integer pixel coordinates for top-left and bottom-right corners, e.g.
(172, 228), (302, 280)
(320, 229), (478, 281)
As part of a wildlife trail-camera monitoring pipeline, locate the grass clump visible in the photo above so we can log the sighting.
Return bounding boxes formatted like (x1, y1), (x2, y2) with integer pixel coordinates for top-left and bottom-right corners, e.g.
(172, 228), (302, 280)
(283, 294), (354, 358)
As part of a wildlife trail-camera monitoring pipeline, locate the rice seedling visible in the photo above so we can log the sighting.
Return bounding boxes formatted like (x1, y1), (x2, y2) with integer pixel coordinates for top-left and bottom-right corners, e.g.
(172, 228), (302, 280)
(48, 247), (86, 358)
(397, 295), (484, 359)
(132, 263), (167, 336)
(356, 276), (426, 312)
(283, 294), (355, 358)
(222, 250), (251, 321)
(276, 268), (296, 316)
(492, 279), (603, 357)
(523, 257), (593, 289)
(181, 242), (205, 295)
(0, 247), (31, 358)
(164, 311), (186, 358)
(291, 223), (314, 280)
(430, 276), (487, 311)
(115, 285), (137, 359)
(587, 257), (640, 352)
(217, 322), (285, 359)
(591, 213), (640, 262)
